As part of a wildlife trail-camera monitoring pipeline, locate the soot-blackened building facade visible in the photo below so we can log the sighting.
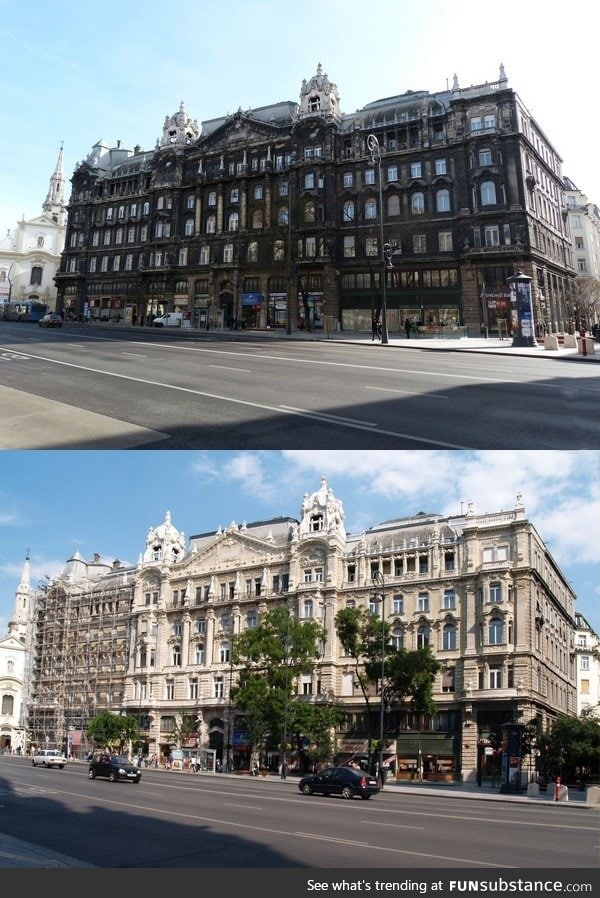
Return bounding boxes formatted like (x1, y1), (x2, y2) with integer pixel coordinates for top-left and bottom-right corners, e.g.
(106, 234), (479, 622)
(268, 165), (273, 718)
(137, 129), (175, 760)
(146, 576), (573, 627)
(56, 63), (574, 336)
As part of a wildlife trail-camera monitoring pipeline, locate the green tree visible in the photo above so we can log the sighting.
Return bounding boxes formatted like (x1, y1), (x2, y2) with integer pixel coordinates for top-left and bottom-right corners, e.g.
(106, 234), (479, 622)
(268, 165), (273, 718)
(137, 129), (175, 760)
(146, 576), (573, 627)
(536, 710), (600, 783)
(231, 604), (329, 768)
(170, 711), (199, 749)
(87, 711), (139, 755)
(335, 606), (441, 772)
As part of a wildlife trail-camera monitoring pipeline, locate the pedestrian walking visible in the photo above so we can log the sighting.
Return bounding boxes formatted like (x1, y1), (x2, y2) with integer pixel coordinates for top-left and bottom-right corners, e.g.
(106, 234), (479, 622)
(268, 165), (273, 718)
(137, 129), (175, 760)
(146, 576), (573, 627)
(404, 317), (411, 339)
(372, 316), (379, 341)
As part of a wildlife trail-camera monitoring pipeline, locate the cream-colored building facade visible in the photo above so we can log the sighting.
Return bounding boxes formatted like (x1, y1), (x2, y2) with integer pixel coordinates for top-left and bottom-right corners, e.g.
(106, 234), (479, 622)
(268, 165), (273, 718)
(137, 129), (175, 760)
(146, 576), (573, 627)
(25, 480), (580, 783)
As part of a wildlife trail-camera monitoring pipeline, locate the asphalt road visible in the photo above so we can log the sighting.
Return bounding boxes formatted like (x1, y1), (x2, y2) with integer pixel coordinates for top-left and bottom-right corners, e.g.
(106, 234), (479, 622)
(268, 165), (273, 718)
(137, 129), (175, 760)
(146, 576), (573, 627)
(0, 757), (597, 869)
(1, 323), (599, 449)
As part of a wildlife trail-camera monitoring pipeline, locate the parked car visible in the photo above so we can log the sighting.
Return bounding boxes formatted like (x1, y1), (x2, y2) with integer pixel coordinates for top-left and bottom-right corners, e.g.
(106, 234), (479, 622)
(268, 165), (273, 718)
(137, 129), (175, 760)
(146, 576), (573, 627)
(38, 312), (63, 328)
(31, 749), (67, 768)
(298, 766), (379, 799)
(88, 753), (141, 783)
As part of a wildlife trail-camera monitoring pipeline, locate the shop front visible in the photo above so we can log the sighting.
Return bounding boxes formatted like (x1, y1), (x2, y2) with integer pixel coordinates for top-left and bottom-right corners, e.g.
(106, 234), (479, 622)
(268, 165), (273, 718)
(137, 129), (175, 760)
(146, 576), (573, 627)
(395, 733), (458, 782)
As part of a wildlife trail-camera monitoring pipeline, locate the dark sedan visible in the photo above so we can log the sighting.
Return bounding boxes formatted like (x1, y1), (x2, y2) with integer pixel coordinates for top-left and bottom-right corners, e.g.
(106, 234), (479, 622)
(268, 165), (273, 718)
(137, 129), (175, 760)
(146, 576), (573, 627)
(88, 753), (141, 783)
(298, 766), (379, 799)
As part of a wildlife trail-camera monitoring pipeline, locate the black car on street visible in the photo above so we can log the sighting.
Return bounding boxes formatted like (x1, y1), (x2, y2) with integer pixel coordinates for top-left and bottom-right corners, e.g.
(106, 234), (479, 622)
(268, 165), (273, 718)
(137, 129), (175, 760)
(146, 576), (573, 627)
(88, 753), (141, 783)
(298, 766), (379, 799)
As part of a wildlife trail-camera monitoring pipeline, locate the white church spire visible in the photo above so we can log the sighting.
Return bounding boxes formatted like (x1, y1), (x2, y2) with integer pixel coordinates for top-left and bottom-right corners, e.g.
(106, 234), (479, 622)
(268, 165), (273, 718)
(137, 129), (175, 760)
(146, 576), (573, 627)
(43, 143), (66, 224)
(9, 551), (32, 640)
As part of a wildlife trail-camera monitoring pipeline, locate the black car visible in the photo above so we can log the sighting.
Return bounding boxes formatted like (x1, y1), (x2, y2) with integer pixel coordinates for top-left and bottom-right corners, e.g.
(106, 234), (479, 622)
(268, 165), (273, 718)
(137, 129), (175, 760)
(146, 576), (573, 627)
(298, 766), (379, 799)
(88, 753), (141, 783)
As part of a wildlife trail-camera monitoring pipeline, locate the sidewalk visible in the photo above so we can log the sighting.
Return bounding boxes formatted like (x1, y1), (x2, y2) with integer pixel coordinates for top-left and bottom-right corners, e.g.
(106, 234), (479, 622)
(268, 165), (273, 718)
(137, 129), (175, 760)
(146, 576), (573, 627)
(70, 319), (600, 361)
(0, 770), (593, 867)
(289, 328), (600, 362)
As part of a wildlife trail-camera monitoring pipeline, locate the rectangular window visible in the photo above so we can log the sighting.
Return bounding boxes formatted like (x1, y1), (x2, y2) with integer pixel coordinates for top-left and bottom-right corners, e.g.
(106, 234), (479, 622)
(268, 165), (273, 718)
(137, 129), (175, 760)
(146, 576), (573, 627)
(387, 165), (398, 182)
(413, 234), (426, 253)
(489, 667), (502, 689)
(489, 582), (502, 603)
(343, 236), (355, 258)
(214, 678), (224, 699)
(343, 172), (353, 187)
(484, 226), (500, 247)
(304, 173), (315, 189)
(417, 592), (429, 612)
(435, 158), (447, 175)
(364, 168), (375, 185)
(410, 161), (422, 178)
(581, 656), (590, 670)
(393, 595), (404, 614)
(439, 231), (453, 252)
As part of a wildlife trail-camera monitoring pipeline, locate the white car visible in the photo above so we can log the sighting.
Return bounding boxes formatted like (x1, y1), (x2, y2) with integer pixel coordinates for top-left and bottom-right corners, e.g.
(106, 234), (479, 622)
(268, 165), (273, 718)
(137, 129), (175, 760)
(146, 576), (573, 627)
(32, 749), (67, 768)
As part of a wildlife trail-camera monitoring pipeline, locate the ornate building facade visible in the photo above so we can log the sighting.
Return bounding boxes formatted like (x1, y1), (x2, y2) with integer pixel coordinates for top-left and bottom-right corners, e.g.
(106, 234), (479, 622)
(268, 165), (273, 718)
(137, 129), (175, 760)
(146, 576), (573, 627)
(56, 64), (574, 336)
(24, 480), (579, 783)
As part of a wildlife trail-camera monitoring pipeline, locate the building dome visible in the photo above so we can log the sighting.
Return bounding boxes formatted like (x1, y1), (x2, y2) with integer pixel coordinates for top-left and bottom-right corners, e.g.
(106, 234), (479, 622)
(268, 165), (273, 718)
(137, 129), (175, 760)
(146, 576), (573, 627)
(159, 101), (199, 148)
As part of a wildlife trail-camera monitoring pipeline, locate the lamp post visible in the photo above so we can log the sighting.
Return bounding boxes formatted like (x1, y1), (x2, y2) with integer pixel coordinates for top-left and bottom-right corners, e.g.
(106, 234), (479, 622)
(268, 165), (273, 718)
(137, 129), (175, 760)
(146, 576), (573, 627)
(281, 601), (292, 779)
(367, 134), (389, 345)
(371, 570), (387, 788)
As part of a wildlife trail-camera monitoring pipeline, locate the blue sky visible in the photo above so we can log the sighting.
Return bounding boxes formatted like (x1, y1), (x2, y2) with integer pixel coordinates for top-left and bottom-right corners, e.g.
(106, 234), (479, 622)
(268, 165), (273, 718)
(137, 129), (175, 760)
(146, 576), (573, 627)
(0, 450), (598, 634)
(1, 0), (598, 234)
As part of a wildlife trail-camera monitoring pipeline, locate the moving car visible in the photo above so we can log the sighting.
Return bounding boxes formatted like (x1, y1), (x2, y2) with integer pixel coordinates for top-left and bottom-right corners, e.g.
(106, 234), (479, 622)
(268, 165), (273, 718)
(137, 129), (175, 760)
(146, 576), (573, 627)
(38, 312), (63, 328)
(31, 749), (67, 768)
(298, 766), (380, 799)
(88, 753), (141, 783)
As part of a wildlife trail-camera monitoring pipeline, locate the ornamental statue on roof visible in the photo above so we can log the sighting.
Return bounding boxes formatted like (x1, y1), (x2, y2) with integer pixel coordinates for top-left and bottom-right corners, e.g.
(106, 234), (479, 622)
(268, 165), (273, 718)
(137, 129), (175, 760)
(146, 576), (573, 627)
(159, 101), (199, 148)
(294, 63), (341, 123)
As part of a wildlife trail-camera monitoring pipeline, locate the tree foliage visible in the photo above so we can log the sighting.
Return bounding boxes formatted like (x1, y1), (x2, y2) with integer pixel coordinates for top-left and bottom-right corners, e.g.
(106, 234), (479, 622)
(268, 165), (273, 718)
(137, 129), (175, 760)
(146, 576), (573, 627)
(86, 711), (138, 753)
(231, 604), (338, 763)
(536, 710), (600, 779)
(335, 605), (441, 723)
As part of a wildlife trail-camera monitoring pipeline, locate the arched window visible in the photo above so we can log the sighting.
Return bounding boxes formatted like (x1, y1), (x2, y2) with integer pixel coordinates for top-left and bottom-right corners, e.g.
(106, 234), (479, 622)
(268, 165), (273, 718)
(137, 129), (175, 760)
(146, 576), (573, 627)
(481, 181), (497, 205)
(247, 241), (258, 262)
(343, 200), (355, 222)
(417, 625), (430, 648)
(436, 189), (451, 212)
(252, 209), (263, 229)
(488, 617), (503, 645)
(228, 211), (239, 231)
(364, 198), (377, 220)
(443, 622), (457, 650)
(392, 628), (404, 650)
(273, 240), (285, 261)
(1, 694), (14, 715)
(411, 192), (425, 214)
(206, 214), (216, 234)
(184, 218), (194, 236)
(278, 206), (288, 226)
(304, 201), (316, 223)
(387, 195), (400, 216)
(172, 645), (182, 666)
(30, 266), (43, 285)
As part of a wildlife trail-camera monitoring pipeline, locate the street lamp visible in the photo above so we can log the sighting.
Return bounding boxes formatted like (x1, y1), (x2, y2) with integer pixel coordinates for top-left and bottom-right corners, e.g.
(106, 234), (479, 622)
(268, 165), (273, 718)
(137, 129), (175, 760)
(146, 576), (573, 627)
(367, 134), (389, 345)
(281, 600), (292, 779)
(371, 570), (387, 788)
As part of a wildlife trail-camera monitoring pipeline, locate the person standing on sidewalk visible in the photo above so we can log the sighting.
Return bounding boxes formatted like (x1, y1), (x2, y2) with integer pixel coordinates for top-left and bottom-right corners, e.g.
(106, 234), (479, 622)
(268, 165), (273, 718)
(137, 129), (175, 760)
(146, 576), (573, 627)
(404, 317), (411, 339)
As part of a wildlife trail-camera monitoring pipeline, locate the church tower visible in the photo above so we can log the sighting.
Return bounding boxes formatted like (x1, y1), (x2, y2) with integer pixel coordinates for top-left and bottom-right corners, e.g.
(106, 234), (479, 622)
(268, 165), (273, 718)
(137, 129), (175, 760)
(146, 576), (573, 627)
(8, 552), (31, 642)
(42, 144), (66, 225)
